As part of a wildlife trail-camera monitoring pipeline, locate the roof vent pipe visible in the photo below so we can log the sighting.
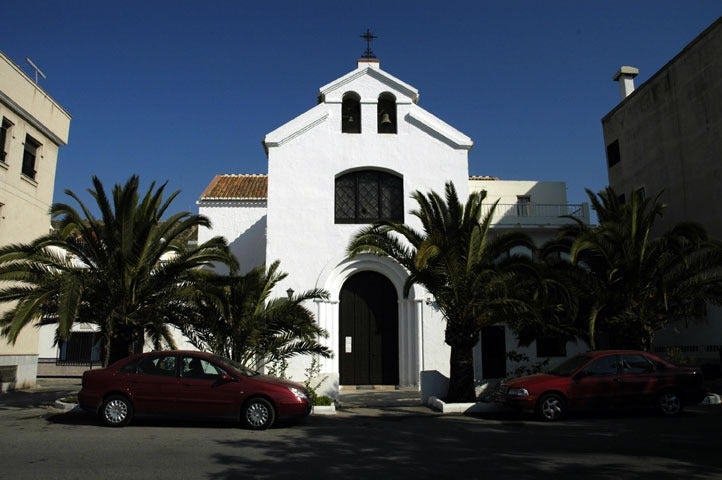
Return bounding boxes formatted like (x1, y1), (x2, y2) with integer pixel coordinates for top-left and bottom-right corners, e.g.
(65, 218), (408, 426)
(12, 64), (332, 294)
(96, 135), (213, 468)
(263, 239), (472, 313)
(613, 66), (639, 100)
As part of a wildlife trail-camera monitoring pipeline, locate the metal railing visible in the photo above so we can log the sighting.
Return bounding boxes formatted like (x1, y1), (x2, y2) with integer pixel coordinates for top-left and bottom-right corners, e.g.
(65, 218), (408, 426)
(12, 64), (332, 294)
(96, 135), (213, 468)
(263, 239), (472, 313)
(57, 332), (103, 366)
(479, 203), (590, 226)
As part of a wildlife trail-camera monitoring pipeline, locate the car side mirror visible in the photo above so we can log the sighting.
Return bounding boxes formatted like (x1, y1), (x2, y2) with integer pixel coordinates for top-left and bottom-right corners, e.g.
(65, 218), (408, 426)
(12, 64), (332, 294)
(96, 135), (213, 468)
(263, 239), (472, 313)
(573, 371), (588, 381)
(219, 373), (236, 383)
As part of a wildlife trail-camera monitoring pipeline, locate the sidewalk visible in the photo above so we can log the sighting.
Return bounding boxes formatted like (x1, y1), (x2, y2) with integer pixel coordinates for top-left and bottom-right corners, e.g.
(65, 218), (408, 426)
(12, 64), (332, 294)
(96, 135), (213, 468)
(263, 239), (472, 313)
(337, 388), (422, 409)
(0, 378), (80, 409)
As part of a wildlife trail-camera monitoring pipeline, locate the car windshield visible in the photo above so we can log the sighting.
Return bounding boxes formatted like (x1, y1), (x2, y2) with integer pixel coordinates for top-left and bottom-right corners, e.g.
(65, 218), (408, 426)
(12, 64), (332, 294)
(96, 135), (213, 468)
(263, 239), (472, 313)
(213, 355), (260, 377)
(547, 354), (592, 376)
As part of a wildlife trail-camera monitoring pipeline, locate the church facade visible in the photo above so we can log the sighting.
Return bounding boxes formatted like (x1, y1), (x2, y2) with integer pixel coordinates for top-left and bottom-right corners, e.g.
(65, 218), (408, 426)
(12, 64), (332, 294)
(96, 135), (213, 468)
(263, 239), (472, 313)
(197, 57), (590, 397)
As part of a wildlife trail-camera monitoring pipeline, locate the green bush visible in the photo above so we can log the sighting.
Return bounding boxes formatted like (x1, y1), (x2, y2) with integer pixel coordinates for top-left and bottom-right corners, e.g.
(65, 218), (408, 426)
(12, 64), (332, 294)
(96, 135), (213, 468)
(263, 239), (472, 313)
(314, 395), (334, 406)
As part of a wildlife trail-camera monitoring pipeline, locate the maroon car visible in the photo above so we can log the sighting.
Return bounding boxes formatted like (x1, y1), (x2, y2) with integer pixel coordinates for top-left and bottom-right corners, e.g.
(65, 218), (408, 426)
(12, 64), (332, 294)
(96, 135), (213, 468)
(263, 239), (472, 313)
(494, 350), (707, 421)
(79, 350), (312, 429)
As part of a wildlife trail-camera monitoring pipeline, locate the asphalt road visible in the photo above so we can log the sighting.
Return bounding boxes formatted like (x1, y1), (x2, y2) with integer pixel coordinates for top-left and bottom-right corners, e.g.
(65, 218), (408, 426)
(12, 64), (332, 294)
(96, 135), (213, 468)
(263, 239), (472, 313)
(1, 383), (721, 480)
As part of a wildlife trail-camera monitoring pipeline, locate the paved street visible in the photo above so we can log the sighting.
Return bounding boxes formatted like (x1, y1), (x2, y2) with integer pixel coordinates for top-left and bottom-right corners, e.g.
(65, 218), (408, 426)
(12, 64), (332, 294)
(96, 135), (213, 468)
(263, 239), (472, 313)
(2, 380), (722, 479)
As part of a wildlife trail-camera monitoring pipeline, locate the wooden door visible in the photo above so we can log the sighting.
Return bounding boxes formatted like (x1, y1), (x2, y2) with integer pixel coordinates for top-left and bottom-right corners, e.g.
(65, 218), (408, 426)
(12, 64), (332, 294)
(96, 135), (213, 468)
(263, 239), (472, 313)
(339, 272), (398, 385)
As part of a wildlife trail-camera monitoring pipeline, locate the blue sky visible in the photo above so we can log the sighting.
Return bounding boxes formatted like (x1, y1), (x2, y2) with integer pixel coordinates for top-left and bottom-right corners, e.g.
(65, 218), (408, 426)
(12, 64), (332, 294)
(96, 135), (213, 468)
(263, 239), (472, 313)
(3, 1), (721, 213)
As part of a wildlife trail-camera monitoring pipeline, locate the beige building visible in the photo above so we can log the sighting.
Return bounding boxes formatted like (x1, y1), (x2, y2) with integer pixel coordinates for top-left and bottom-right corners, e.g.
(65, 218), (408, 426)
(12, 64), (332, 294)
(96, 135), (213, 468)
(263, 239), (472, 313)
(601, 17), (722, 362)
(0, 51), (71, 391)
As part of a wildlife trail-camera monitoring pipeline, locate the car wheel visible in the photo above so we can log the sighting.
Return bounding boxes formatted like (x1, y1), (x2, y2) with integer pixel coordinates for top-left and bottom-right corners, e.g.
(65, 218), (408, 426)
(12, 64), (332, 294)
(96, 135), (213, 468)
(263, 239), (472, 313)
(656, 390), (683, 416)
(101, 394), (133, 427)
(536, 393), (565, 421)
(242, 397), (276, 430)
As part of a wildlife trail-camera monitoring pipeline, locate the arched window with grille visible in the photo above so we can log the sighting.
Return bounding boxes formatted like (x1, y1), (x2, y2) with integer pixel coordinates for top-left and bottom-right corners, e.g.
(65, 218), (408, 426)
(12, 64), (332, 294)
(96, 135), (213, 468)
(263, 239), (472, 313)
(335, 170), (404, 224)
(342, 92), (361, 133)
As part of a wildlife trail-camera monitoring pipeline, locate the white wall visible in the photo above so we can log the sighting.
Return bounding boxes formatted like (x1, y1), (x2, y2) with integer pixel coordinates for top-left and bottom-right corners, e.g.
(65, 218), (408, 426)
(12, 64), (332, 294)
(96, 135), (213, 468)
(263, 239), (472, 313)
(198, 200), (267, 274)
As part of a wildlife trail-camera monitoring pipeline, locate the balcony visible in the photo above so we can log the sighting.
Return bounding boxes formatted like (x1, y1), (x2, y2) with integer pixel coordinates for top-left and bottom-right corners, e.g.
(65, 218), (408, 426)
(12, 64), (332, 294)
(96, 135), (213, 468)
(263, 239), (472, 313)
(479, 203), (591, 227)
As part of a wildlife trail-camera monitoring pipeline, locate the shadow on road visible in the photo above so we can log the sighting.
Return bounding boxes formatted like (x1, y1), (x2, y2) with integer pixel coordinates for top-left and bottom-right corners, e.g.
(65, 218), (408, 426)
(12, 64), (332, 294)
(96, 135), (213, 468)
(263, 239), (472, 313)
(209, 407), (722, 480)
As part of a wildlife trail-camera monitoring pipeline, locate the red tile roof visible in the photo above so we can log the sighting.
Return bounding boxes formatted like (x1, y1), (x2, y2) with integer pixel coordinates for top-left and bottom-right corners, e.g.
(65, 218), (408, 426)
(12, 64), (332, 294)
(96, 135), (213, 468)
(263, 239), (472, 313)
(199, 174), (268, 200)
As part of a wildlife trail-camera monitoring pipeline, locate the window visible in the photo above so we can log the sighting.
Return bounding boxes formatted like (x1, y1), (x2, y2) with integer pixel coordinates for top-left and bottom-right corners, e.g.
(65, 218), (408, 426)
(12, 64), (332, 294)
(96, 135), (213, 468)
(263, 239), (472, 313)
(136, 355), (177, 377)
(0, 118), (12, 163)
(606, 139), (620, 168)
(583, 355), (620, 376)
(621, 354), (656, 374)
(536, 336), (567, 357)
(342, 92), (361, 133)
(57, 332), (103, 364)
(516, 195), (531, 217)
(377, 92), (397, 134)
(181, 355), (226, 380)
(22, 135), (41, 179)
(0, 365), (17, 383)
(335, 170), (403, 223)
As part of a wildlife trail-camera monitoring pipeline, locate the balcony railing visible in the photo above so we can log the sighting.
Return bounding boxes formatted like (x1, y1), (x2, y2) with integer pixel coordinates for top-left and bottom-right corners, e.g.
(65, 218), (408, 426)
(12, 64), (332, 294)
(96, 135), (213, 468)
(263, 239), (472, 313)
(479, 203), (591, 227)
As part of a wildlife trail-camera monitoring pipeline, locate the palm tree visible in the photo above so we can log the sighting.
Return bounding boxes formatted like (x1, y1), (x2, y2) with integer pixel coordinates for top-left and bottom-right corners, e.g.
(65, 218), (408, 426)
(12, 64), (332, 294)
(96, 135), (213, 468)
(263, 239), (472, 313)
(347, 182), (535, 402)
(179, 260), (332, 371)
(559, 187), (722, 350)
(0, 175), (233, 365)
(504, 253), (589, 351)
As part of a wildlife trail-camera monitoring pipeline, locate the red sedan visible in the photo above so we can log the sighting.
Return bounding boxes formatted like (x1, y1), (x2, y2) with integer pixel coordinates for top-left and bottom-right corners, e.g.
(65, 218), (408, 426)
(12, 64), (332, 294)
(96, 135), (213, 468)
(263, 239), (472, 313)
(494, 350), (707, 421)
(79, 350), (312, 429)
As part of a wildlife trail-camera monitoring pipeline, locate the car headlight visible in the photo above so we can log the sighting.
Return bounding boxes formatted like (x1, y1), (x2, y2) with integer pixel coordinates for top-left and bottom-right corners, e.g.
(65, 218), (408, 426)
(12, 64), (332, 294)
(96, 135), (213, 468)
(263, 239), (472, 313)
(289, 387), (308, 400)
(507, 388), (529, 398)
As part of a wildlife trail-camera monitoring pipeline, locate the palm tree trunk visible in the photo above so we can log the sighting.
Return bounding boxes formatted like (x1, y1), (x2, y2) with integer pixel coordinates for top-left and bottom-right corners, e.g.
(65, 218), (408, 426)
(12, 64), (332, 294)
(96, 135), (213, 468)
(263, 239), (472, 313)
(106, 324), (144, 365)
(446, 340), (477, 403)
(640, 324), (655, 352)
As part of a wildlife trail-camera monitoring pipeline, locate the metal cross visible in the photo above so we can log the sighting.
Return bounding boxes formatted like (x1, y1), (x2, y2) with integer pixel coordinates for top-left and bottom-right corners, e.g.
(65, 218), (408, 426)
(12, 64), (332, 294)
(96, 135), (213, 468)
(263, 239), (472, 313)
(360, 29), (377, 59)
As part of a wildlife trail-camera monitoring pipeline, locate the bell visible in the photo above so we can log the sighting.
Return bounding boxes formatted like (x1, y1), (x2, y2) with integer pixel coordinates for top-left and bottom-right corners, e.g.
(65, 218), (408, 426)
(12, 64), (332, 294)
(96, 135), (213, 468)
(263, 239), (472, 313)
(380, 113), (392, 125)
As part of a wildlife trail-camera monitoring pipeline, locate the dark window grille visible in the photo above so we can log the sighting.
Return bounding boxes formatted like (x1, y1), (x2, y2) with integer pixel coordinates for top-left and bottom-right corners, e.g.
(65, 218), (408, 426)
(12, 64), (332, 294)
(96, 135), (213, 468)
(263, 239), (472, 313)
(57, 332), (103, 366)
(22, 135), (40, 179)
(335, 170), (403, 223)
(0, 118), (11, 163)
(0, 366), (17, 383)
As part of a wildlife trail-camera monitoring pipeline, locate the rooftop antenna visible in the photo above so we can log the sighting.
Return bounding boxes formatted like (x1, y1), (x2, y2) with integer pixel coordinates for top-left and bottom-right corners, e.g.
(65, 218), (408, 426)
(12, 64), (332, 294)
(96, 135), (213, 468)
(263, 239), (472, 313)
(360, 29), (377, 59)
(25, 57), (47, 84)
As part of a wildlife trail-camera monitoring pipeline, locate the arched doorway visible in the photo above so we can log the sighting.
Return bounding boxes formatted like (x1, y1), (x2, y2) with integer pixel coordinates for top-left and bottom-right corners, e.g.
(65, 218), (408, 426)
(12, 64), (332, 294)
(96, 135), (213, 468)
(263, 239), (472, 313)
(339, 271), (399, 385)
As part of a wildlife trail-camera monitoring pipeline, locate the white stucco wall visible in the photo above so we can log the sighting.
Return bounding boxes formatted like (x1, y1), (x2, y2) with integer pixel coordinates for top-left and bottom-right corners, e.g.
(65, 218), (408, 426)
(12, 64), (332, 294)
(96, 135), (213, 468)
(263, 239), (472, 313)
(470, 179), (568, 204)
(198, 200), (267, 274)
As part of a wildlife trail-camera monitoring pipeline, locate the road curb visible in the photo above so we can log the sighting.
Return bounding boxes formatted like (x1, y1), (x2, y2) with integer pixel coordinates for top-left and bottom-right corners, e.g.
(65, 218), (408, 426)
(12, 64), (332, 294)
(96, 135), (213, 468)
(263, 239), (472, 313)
(427, 396), (503, 414)
(53, 398), (81, 412)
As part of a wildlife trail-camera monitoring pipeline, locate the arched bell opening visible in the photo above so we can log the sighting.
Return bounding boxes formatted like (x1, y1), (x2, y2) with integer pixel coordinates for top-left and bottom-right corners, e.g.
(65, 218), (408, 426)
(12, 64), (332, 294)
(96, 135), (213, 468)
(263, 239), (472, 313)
(377, 92), (397, 134)
(342, 92), (361, 134)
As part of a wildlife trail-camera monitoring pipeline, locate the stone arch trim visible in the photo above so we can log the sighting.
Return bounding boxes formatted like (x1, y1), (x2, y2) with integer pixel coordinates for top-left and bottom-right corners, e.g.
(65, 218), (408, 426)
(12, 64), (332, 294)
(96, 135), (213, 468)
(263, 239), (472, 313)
(318, 254), (422, 387)
(324, 254), (418, 302)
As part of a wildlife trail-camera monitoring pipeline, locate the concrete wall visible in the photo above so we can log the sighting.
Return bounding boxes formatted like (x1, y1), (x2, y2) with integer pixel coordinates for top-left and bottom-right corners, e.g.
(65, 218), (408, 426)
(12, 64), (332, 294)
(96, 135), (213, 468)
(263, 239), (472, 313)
(602, 18), (722, 239)
(602, 18), (722, 359)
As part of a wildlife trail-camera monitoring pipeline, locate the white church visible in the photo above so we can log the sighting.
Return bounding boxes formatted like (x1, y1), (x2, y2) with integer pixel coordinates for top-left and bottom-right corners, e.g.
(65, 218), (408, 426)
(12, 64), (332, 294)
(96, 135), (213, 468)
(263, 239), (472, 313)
(194, 54), (591, 398)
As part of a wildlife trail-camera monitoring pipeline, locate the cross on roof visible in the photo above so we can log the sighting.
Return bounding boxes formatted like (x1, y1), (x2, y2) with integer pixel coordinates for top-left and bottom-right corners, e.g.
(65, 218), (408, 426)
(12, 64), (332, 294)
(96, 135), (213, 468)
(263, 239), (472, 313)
(360, 29), (377, 59)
